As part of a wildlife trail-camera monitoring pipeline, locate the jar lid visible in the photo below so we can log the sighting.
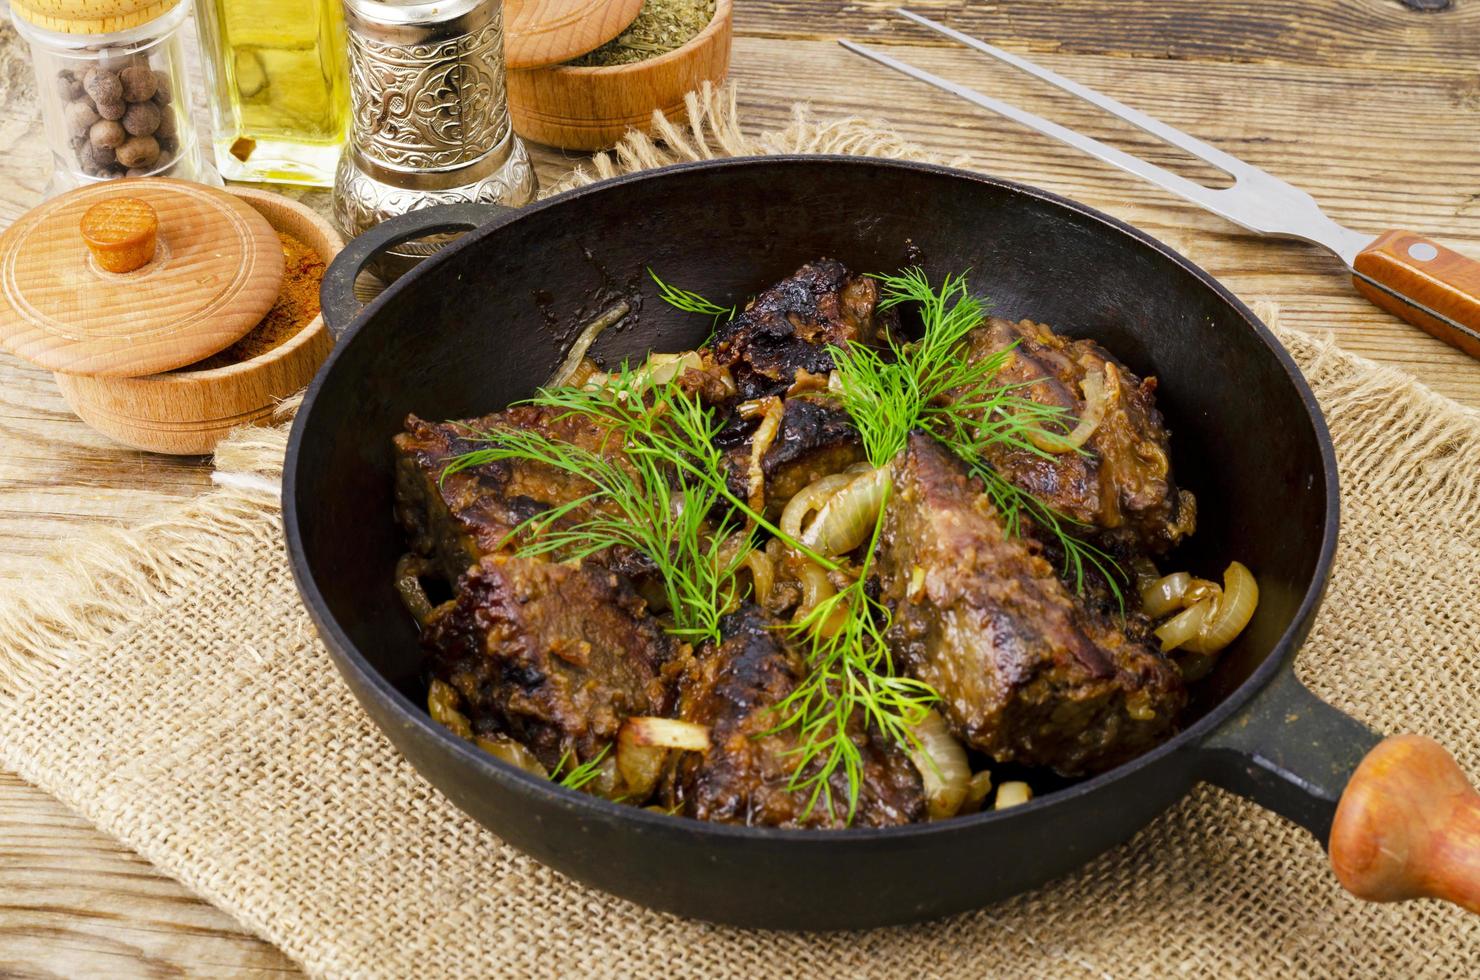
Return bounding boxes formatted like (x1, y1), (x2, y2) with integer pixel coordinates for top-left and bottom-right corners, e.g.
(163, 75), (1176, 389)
(12, 0), (179, 34)
(0, 178), (285, 378)
(504, 0), (645, 70)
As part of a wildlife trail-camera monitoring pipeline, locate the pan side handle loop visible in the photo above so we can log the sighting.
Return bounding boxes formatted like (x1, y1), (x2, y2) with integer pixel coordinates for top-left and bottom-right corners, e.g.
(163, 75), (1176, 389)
(318, 202), (515, 340)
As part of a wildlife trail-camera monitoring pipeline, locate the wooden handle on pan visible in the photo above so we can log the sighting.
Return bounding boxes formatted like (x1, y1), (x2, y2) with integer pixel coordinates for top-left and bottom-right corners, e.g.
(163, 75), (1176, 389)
(1352, 231), (1480, 360)
(1329, 735), (1480, 913)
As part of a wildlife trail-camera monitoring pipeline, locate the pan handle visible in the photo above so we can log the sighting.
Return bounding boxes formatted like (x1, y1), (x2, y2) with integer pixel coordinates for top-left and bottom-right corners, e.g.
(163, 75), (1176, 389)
(1201, 669), (1480, 913)
(319, 202), (516, 339)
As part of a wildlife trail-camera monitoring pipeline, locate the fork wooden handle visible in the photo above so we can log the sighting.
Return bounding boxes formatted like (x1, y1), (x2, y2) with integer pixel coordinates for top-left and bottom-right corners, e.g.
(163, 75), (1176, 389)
(1353, 231), (1480, 360)
(1330, 734), (1480, 913)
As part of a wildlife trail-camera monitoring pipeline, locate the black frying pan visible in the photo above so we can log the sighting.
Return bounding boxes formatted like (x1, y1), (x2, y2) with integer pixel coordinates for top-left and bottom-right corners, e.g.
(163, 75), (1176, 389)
(285, 157), (1479, 927)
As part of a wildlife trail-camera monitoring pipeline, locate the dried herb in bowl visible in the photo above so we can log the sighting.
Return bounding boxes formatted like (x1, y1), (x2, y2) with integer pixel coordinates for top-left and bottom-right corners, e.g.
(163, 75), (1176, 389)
(570, 0), (716, 67)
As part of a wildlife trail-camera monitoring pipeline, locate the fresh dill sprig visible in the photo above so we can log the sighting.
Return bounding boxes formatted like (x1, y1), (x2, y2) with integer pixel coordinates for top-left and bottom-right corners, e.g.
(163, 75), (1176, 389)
(444, 374), (754, 644)
(828, 267), (1125, 604)
(769, 483), (937, 823)
(552, 743), (612, 790)
(648, 268), (736, 325)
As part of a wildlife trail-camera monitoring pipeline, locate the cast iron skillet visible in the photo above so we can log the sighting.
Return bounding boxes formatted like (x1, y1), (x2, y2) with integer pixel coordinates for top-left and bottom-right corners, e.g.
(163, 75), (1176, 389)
(286, 157), (1479, 927)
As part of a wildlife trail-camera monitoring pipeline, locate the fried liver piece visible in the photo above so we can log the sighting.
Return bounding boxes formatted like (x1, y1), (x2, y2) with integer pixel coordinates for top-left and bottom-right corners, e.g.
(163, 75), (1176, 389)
(422, 554), (674, 771)
(708, 258), (894, 400)
(664, 605), (924, 828)
(962, 317), (1195, 556)
(878, 435), (1185, 776)
(394, 404), (636, 585)
(719, 392), (866, 516)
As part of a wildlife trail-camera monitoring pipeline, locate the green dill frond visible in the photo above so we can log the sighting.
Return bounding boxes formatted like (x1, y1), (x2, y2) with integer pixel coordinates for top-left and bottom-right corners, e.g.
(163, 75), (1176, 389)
(441, 369), (832, 646)
(553, 743), (612, 790)
(766, 485), (936, 822)
(648, 268), (736, 325)
(829, 267), (1125, 604)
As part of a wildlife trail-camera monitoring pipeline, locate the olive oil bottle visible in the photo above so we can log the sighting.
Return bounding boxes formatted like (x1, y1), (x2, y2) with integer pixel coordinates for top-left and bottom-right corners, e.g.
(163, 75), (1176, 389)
(193, 0), (350, 186)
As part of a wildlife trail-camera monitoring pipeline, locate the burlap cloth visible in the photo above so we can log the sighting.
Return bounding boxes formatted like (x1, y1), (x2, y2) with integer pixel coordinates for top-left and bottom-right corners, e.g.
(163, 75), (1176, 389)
(1, 88), (1477, 978)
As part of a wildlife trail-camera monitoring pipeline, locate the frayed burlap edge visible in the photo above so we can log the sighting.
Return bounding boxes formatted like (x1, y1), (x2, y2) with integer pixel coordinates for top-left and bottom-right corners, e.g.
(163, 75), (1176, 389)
(541, 82), (971, 197)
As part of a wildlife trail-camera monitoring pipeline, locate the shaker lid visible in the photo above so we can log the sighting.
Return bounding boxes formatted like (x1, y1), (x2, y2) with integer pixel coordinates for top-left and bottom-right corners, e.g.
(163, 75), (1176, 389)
(504, 0), (645, 70)
(12, 0), (180, 34)
(0, 178), (284, 378)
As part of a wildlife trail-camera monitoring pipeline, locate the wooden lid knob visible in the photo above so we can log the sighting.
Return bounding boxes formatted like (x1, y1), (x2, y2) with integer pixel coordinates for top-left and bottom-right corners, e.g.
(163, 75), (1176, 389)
(0, 177), (284, 378)
(81, 197), (158, 274)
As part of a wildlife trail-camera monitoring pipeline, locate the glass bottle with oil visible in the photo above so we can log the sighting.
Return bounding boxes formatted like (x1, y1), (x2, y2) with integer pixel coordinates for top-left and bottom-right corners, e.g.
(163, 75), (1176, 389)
(193, 0), (350, 185)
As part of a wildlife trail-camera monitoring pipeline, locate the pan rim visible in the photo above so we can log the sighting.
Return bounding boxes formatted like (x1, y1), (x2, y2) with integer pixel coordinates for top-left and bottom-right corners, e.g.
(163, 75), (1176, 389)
(283, 154), (1341, 843)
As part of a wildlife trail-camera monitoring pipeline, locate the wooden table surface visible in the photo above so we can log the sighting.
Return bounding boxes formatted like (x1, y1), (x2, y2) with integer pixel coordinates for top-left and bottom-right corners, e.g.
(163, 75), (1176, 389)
(2, 0), (1478, 975)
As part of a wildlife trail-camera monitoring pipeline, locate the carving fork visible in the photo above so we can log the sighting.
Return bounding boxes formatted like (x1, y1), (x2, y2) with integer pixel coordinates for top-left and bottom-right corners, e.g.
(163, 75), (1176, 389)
(842, 10), (1480, 361)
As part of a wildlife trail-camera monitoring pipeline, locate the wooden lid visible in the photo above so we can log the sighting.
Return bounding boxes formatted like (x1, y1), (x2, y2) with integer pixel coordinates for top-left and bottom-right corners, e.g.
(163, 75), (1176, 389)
(504, 0), (644, 70)
(0, 178), (284, 378)
(11, 0), (178, 33)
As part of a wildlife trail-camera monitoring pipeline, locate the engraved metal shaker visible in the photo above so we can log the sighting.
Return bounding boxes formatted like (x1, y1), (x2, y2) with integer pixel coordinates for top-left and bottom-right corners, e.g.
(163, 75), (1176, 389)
(334, 0), (538, 279)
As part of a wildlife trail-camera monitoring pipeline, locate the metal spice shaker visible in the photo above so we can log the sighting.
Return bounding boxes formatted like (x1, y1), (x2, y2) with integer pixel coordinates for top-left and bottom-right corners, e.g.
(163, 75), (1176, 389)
(334, 0), (537, 279)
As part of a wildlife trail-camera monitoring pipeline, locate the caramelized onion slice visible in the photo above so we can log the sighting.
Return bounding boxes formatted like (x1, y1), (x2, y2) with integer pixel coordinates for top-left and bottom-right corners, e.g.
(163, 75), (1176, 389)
(739, 549), (775, 607)
(1140, 571), (1191, 618)
(1155, 597), (1213, 652)
(474, 736), (549, 779)
(617, 718), (710, 803)
(548, 301), (631, 387)
(1026, 367), (1107, 454)
(994, 781), (1033, 810)
(906, 709), (972, 820)
(621, 717), (711, 751)
(958, 771), (995, 815)
(1181, 562), (1259, 655)
(800, 465), (891, 558)
(779, 473), (853, 540)
(394, 553), (436, 626)
(427, 679), (472, 739)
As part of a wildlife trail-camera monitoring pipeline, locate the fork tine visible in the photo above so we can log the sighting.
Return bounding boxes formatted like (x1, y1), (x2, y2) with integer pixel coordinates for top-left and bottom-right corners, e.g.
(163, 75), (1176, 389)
(897, 9), (1259, 182)
(837, 40), (1225, 215)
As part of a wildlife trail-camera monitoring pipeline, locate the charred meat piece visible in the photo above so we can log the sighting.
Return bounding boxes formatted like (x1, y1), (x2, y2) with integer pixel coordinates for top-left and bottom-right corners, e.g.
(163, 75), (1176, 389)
(962, 317), (1195, 556)
(719, 393), (865, 517)
(878, 435), (1185, 776)
(709, 259), (893, 400)
(394, 404), (638, 585)
(422, 554), (674, 771)
(665, 605), (924, 828)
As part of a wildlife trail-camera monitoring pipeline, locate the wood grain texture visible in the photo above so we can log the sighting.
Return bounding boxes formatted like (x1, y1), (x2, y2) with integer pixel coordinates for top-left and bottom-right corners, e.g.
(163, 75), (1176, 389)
(739, 0), (1480, 74)
(1354, 230), (1480, 360)
(503, 0), (645, 70)
(508, 0), (733, 151)
(0, 180), (283, 377)
(1330, 735), (1480, 914)
(54, 187), (343, 455)
(1, 1), (1480, 974)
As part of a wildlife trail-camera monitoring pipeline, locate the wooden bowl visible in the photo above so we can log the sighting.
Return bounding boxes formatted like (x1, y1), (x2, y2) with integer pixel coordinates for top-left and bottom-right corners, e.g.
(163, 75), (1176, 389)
(53, 187), (342, 455)
(507, 0), (733, 151)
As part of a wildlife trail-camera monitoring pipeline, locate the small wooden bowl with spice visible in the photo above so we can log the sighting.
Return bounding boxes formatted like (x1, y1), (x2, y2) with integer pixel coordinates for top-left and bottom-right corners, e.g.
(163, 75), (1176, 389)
(506, 0), (733, 151)
(0, 180), (340, 455)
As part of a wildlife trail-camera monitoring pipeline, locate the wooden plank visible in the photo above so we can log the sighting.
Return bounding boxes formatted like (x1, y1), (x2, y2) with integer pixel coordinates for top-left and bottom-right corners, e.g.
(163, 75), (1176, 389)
(1, 6), (1479, 977)
(0, 774), (298, 977)
(738, 0), (1480, 75)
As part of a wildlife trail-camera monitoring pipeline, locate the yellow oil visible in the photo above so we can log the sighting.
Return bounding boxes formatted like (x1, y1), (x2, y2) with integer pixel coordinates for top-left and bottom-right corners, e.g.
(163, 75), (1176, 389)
(194, 0), (350, 186)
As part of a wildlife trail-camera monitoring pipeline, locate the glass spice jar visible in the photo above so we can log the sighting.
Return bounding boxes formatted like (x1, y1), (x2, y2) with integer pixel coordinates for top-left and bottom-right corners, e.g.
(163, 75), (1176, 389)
(192, 0), (351, 186)
(11, 0), (212, 196)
